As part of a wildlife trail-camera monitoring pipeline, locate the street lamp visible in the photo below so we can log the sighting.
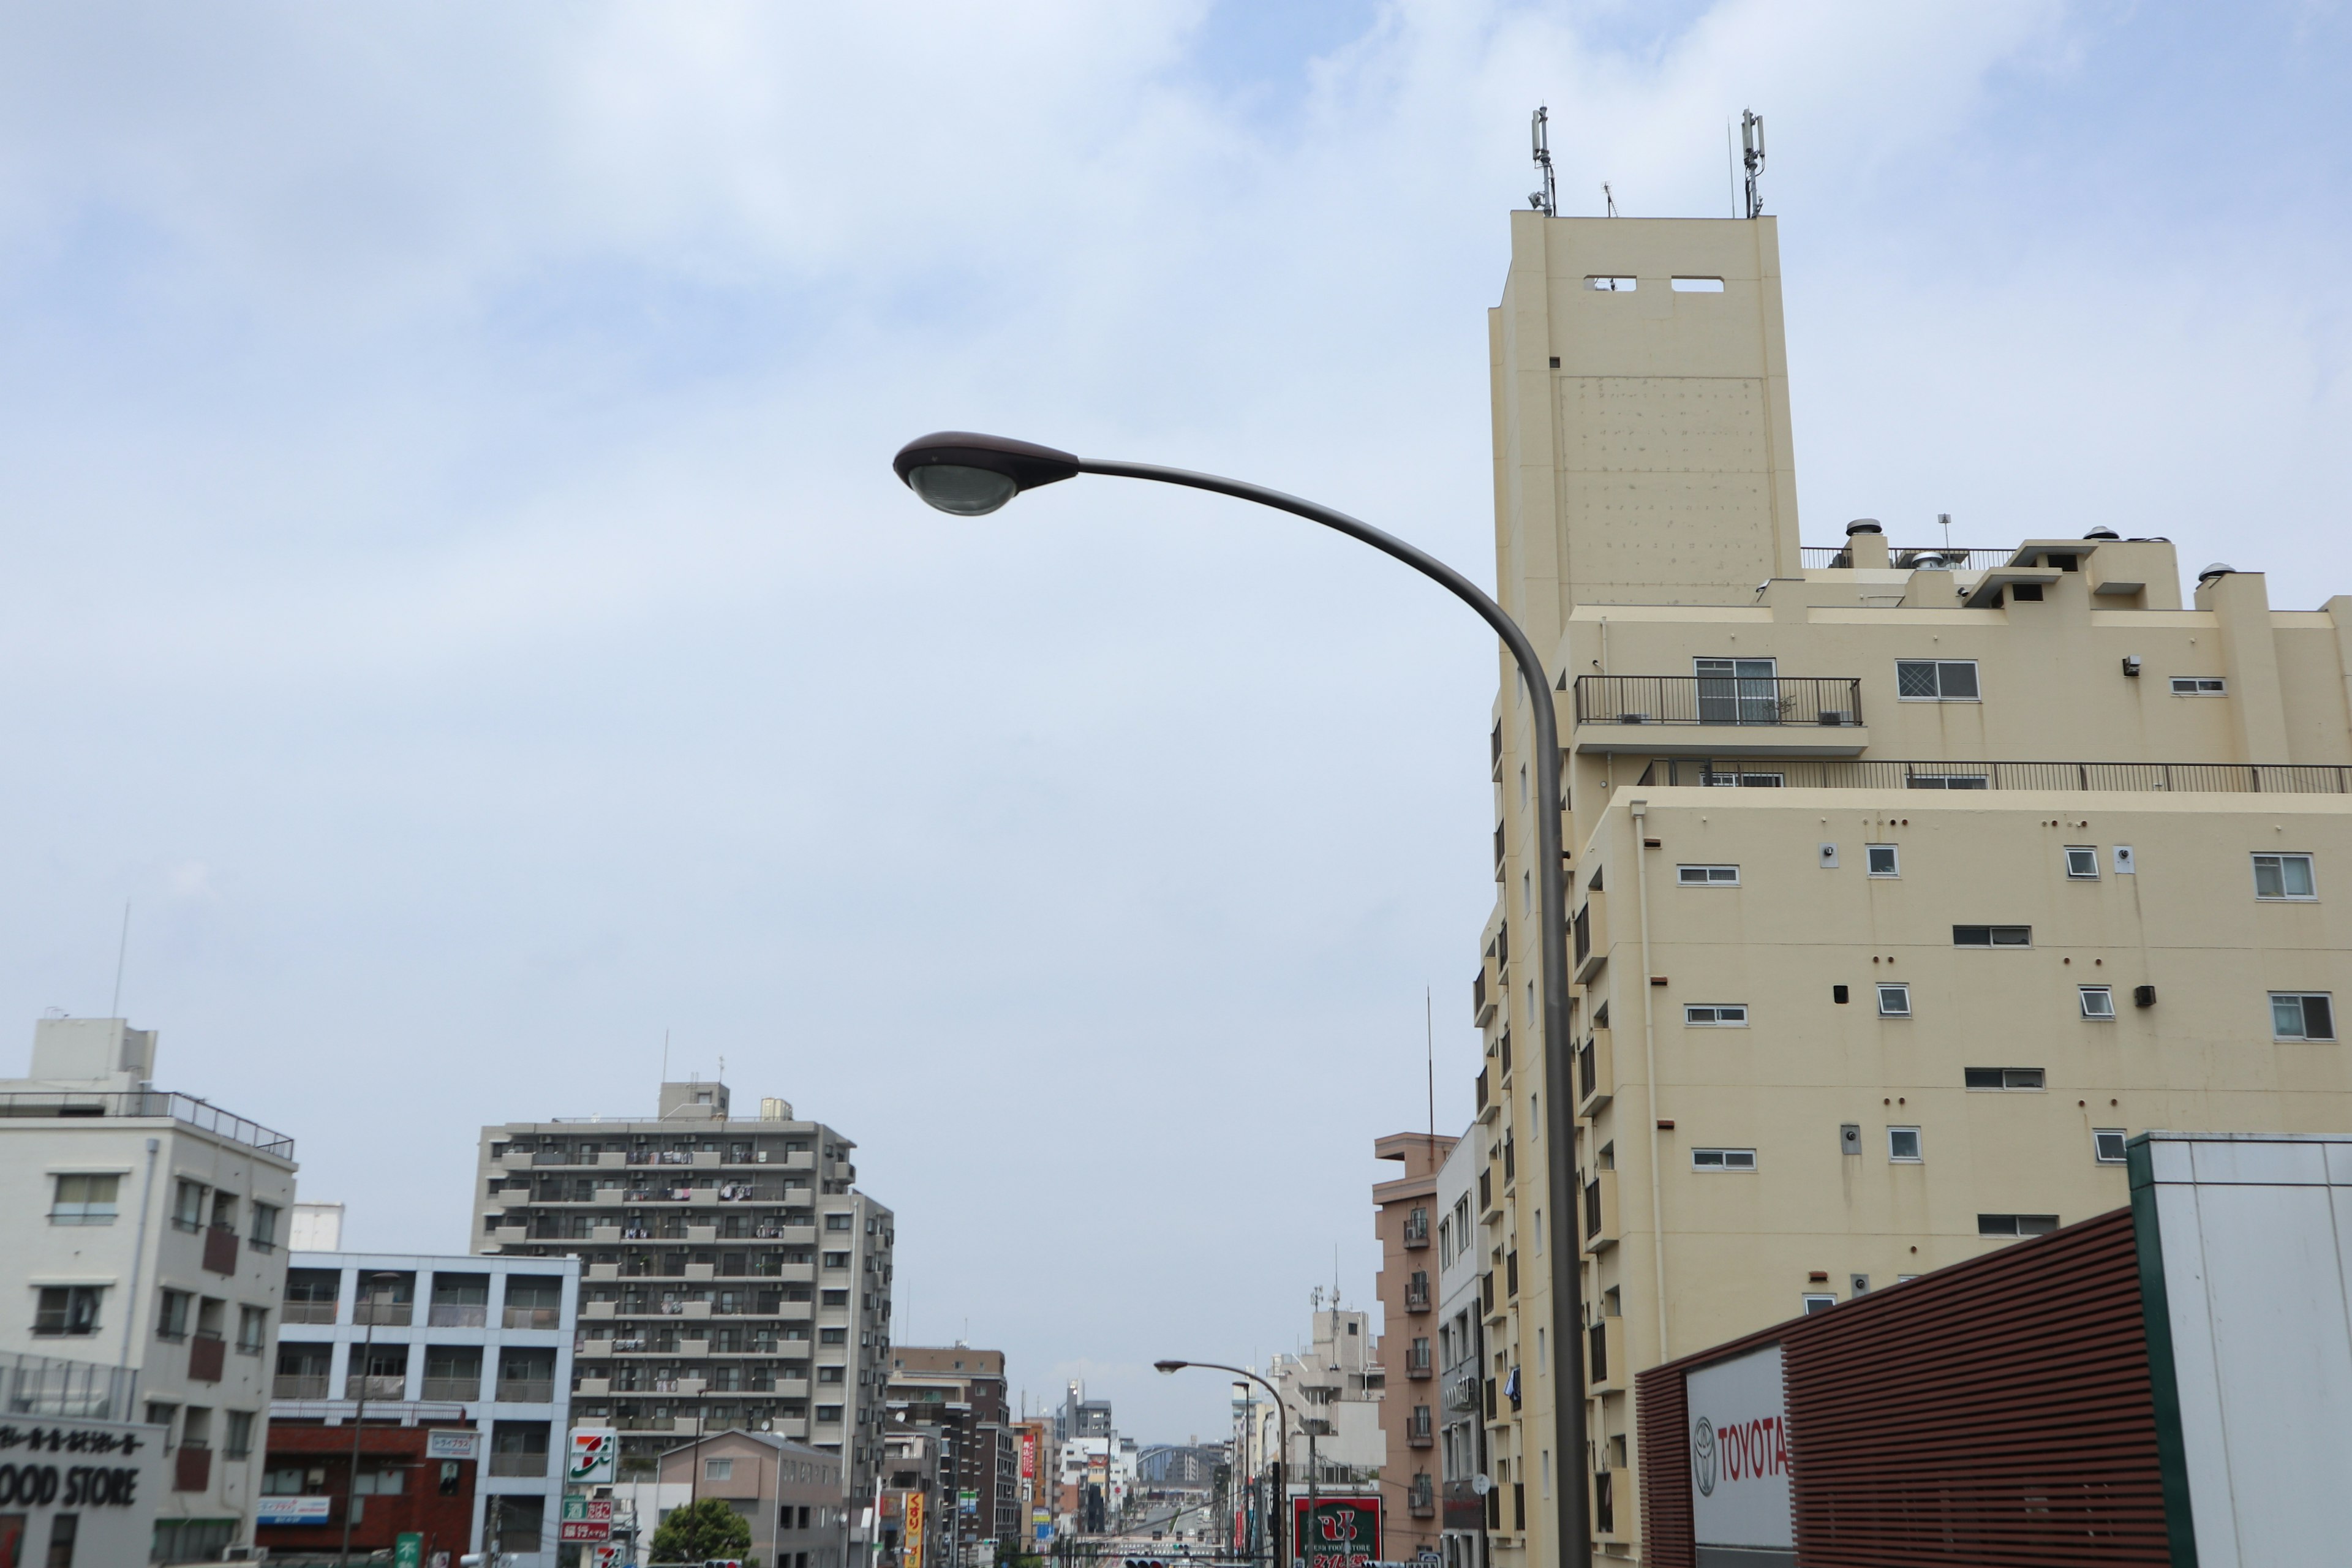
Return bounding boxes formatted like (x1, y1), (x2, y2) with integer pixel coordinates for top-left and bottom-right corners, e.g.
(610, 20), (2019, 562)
(341, 1270), (405, 1565)
(907, 434), (1588, 1568)
(1155, 1360), (1297, 1568)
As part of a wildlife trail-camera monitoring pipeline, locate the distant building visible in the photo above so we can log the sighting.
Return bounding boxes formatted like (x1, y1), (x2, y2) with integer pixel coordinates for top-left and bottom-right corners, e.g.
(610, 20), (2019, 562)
(473, 1078), (895, 1517)
(1372, 1130), (1453, 1560)
(1433, 1126), (1488, 1568)
(884, 1344), (1015, 1559)
(0, 1015), (297, 1562)
(266, 1248), (579, 1564)
(1264, 1306), (1385, 1482)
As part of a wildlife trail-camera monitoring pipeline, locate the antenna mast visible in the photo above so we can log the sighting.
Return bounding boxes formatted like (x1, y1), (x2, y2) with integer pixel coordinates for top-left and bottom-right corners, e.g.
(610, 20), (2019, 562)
(1529, 106), (1557, 216)
(1601, 182), (1617, 218)
(1740, 108), (1766, 219)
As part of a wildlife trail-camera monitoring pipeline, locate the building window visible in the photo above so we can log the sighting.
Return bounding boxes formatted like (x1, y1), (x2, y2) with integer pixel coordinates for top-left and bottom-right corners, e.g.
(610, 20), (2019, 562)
(1896, 659), (1980, 701)
(249, 1202), (282, 1253)
(50, 1174), (120, 1226)
(32, 1286), (102, 1336)
(1865, 844), (1898, 876)
(1689, 1148), (1756, 1172)
(1801, 1294), (1836, 1314)
(1877, 984), (1911, 1017)
(1887, 1128), (1922, 1163)
(2094, 1129), (2128, 1164)
(706, 1458), (734, 1480)
(1978, 1214), (2060, 1237)
(1676, 865), (1740, 886)
(2079, 986), (2116, 1019)
(816, 1405), (843, 1423)
(1953, 925), (2032, 947)
(2170, 676), (2226, 695)
(172, 1180), (206, 1234)
(1964, 1068), (2046, 1090)
(156, 1289), (192, 1342)
(2272, 992), (2335, 1041)
(1682, 1005), (1747, 1027)
(224, 1411), (255, 1460)
(2254, 853), (2316, 900)
(823, 1252), (851, 1270)
(238, 1306), (269, 1352)
(2064, 846), (2099, 879)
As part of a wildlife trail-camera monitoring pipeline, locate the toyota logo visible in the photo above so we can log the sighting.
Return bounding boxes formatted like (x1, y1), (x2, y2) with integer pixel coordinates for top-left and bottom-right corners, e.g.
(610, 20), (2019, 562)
(1692, 1418), (1717, 1498)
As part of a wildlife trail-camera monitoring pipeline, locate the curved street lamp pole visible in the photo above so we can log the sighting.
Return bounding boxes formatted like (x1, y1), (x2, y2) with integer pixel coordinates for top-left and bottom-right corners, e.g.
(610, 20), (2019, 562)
(902, 435), (1586, 1568)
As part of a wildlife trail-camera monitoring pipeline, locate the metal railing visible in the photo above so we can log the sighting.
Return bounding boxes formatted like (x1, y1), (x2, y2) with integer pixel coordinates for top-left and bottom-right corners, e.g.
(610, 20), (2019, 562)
(282, 1300), (339, 1325)
(1800, 545), (2012, 571)
(1401, 1212), (1429, 1248)
(1, 1349), (138, 1422)
(1636, 758), (2352, 794)
(428, 1303), (488, 1327)
(496, 1378), (556, 1403)
(273, 1374), (328, 1399)
(352, 1301), (413, 1327)
(1573, 675), (1863, 728)
(0, 1090), (295, 1158)
(421, 1376), (481, 1401)
(504, 1305), (562, 1329)
(344, 1374), (406, 1400)
(487, 1452), (548, 1477)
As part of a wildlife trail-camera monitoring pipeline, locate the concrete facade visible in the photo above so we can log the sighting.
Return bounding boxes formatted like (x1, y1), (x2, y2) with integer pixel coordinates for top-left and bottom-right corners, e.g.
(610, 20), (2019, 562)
(1473, 209), (2352, 1562)
(884, 1344), (1015, 1559)
(266, 1248), (579, 1564)
(0, 1016), (296, 1562)
(1434, 1125), (1488, 1568)
(473, 1079), (895, 1520)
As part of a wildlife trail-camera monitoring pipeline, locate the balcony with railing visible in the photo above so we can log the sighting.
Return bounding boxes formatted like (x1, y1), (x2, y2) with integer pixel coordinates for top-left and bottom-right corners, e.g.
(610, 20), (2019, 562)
(282, 1300), (339, 1325)
(428, 1303), (489, 1328)
(344, 1374), (406, 1401)
(1637, 755), (2352, 794)
(1576, 1029), (1613, 1117)
(352, 1300), (413, 1329)
(488, 1451), (548, 1477)
(1406, 1409), (1433, 1448)
(421, 1376), (481, 1401)
(1800, 543), (2010, 571)
(496, 1378), (556, 1404)
(1404, 1344), (1431, 1381)
(1401, 1211), (1429, 1250)
(1572, 674), (1867, 757)
(1403, 1278), (1431, 1314)
(272, 1374), (328, 1399)
(1408, 1476), (1435, 1518)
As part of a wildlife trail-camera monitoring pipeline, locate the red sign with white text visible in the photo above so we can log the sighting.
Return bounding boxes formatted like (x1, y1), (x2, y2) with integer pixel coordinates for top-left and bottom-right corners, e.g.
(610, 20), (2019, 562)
(1292, 1496), (1382, 1568)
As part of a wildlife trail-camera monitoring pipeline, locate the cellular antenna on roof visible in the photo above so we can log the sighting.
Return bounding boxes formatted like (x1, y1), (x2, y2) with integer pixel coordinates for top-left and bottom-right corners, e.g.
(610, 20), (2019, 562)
(1602, 181), (1618, 217)
(1529, 106), (1556, 216)
(1741, 109), (1766, 219)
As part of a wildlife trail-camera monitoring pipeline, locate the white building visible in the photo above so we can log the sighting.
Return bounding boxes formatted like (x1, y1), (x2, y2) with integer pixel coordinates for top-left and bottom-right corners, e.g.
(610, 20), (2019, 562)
(0, 1015), (296, 1562)
(269, 1248), (580, 1565)
(1433, 1126), (1488, 1568)
(1265, 1306), (1387, 1480)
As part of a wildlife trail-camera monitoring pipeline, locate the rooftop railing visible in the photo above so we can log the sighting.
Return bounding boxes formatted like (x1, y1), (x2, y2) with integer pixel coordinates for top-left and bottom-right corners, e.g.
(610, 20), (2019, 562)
(1574, 675), (1862, 728)
(1800, 545), (2013, 571)
(0, 1090), (295, 1159)
(1637, 758), (2352, 794)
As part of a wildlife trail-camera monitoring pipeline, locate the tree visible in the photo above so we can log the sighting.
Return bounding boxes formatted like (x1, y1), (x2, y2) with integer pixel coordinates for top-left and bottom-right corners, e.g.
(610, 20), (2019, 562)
(650, 1496), (755, 1564)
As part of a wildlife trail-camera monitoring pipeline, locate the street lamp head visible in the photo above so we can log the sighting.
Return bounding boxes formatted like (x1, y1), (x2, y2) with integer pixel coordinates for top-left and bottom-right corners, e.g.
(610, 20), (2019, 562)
(892, 431), (1080, 516)
(1153, 1360), (1188, 1374)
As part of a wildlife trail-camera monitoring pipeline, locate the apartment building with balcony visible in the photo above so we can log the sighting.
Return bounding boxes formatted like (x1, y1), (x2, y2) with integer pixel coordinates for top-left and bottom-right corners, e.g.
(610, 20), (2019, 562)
(266, 1249), (578, 1564)
(884, 1344), (1016, 1556)
(1432, 1126), (1488, 1568)
(1472, 208), (2352, 1562)
(474, 1079), (894, 1511)
(1370, 1130), (1452, 1560)
(0, 1016), (295, 1562)
(1262, 1304), (1385, 1487)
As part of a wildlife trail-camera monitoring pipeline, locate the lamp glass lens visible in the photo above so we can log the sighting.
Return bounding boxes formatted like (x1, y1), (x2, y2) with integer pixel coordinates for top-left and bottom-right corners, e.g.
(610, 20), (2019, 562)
(909, 464), (1019, 516)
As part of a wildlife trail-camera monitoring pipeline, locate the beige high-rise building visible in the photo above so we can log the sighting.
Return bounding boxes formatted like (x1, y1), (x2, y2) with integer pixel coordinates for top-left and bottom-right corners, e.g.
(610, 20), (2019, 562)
(1471, 208), (2352, 1563)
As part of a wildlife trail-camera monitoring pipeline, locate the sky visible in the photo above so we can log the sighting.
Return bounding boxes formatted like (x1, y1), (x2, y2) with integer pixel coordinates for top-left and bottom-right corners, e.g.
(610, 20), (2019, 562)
(0, 0), (2345, 1442)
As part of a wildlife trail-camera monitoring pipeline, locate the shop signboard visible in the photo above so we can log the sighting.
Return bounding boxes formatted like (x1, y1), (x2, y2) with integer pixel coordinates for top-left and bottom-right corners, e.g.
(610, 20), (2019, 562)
(1292, 1496), (1381, 1568)
(566, 1427), (619, 1484)
(1685, 1343), (1793, 1563)
(257, 1495), (334, 1524)
(0, 1414), (166, 1568)
(424, 1427), (482, 1461)
(560, 1494), (615, 1541)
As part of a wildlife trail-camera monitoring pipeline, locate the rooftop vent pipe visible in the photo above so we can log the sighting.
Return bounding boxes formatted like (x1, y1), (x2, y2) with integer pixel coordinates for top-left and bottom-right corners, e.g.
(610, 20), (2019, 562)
(2082, 527), (2120, 540)
(2197, 563), (2236, 583)
(1844, 519), (1883, 536)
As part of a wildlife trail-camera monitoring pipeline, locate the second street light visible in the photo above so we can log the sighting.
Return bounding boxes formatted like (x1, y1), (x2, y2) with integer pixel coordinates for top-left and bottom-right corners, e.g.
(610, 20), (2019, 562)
(1156, 1359), (1307, 1568)
(906, 432), (1588, 1568)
